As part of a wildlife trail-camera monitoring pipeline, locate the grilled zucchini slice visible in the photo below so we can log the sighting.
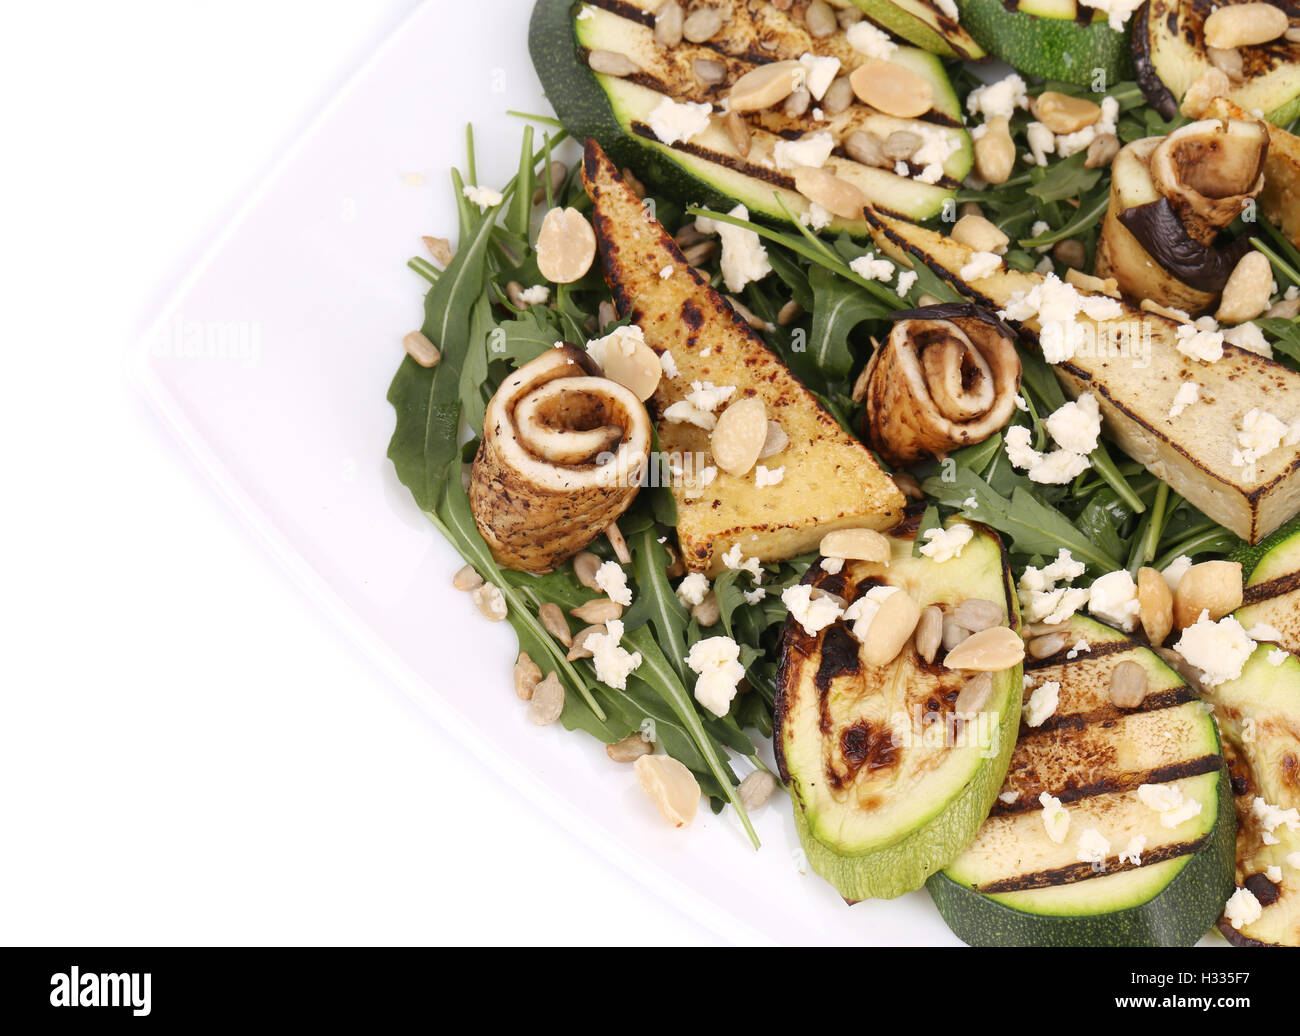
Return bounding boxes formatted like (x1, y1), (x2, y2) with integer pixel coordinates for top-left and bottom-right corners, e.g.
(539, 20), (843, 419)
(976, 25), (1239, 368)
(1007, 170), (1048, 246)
(530, 0), (972, 228)
(955, 0), (1134, 86)
(929, 615), (1235, 946)
(776, 520), (1023, 901)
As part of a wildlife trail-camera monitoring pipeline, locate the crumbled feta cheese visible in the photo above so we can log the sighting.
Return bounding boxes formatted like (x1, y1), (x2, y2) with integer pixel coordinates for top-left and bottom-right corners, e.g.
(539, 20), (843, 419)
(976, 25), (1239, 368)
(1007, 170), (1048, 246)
(722, 543), (763, 584)
(895, 270), (919, 298)
(646, 97), (713, 147)
(586, 323), (645, 370)
(1161, 554), (1193, 593)
(918, 523), (975, 563)
(843, 585), (901, 642)
(595, 560), (633, 606)
(754, 464), (785, 488)
(1076, 828), (1111, 868)
(1003, 425), (1091, 484)
(694, 204), (772, 293)
(1045, 392), (1101, 455)
(999, 274), (1121, 364)
(1034, 256), (1055, 276)
(658, 265), (673, 280)
(999, 791), (1020, 804)
(587, 619), (642, 690)
(1066, 637), (1090, 660)
(1267, 865), (1283, 883)
(1023, 587), (1090, 625)
(1232, 408), (1288, 469)
(1161, 798), (1203, 829)
(1040, 792), (1071, 844)
(659, 349), (679, 379)
(1247, 622), (1284, 642)
(686, 636), (746, 717)
(1030, 221), (1052, 253)
(1088, 570), (1141, 633)
(1175, 613), (1255, 687)
(802, 202), (833, 231)
(1224, 887), (1263, 930)
(934, 0), (960, 19)
(743, 587), (767, 604)
(1252, 797), (1300, 843)
(1168, 382), (1200, 419)
(797, 53), (841, 101)
(662, 401), (716, 430)
(966, 73), (1029, 122)
(676, 572), (710, 608)
(462, 184), (504, 210)
(820, 557), (845, 575)
(1224, 322), (1272, 358)
(1079, 0), (1146, 33)
(959, 250), (1003, 281)
(845, 21), (897, 59)
(1138, 783), (1184, 814)
(685, 380), (736, 412)
(1020, 550), (1087, 592)
(519, 285), (550, 305)
(576, 3), (594, 18)
(782, 584), (843, 636)
(1119, 834), (1147, 866)
(1024, 680), (1060, 728)
(1026, 121), (1055, 166)
(1175, 322), (1225, 363)
(850, 252), (894, 282)
(773, 131), (835, 172)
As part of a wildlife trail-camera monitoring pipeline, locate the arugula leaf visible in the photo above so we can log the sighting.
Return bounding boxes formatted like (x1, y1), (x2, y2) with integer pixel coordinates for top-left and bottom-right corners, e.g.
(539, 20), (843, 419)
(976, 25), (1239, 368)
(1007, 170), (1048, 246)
(805, 264), (889, 380)
(1028, 153), (1101, 205)
(922, 468), (1121, 572)
(627, 528), (690, 682)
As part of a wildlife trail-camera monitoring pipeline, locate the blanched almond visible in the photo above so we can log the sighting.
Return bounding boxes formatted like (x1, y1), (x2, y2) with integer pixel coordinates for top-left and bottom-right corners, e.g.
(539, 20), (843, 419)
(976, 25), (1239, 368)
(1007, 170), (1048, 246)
(536, 207), (597, 284)
(1137, 567), (1173, 647)
(597, 334), (663, 401)
(944, 627), (1025, 671)
(793, 165), (869, 220)
(1032, 91), (1102, 134)
(950, 214), (1009, 255)
(711, 396), (767, 476)
(1204, 3), (1289, 49)
(1172, 561), (1243, 630)
(819, 528), (891, 563)
(1216, 251), (1274, 325)
(634, 754), (700, 827)
(850, 59), (933, 119)
(728, 61), (803, 112)
(861, 589), (922, 667)
(973, 116), (1015, 185)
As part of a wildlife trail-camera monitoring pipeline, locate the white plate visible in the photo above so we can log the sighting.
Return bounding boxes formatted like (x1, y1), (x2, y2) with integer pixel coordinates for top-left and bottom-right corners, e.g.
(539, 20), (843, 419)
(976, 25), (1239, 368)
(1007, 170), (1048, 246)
(134, 0), (1030, 946)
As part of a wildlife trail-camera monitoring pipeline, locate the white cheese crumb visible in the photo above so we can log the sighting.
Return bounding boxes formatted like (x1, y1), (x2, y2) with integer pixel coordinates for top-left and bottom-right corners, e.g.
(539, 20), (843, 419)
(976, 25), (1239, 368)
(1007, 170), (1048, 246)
(1040, 792), (1071, 844)
(797, 53), (841, 101)
(694, 204), (772, 293)
(676, 572), (710, 608)
(1026, 121), (1055, 166)
(1161, 798), (1204, 829)
(802, 202), (833, 231)
(743, 587), (767, 604)
(586, 323), (645, 370)
(966, 73), (1029, 122)
(781, 584), (843, 636)
(659, 349), (679, 379)
(1252, 797), (1300, 843)
(1175, 613), (1255, 687)
(658, 265), (673, 280)
(1139, 783), (1185, 814)
(1168, 382), (1200, 419)
(646, 97), (713, 147)
(1024, 680), (1060, 728)
(685, 636), (745, 717)
(1269, 648), (1289, 666)
(895, 270), (918, 297)
(519, 285), (550, 305)
(722, 543), (763, 584)
(1247, 622), (1284, 642)
(959, 250), (1003, 282)
(842, 586), (901, 642)
(1119, 834), (1146, 866)
(1079, 0), (1146, 33)
(1014, 394), (1030, 412)
(684, 380), (736, 412)
(999, 791), (1020, 804)
(1232, 408), (1288, 469)
(845, 21), (898, 59)
(1224, 887), (1263, 930)
(1223, 322), (1272, 358)
(1175, 322), (1225, 364)
(1077, 827), (1111, 869)
(849, 252), (895, 282)
(594, 561), (633, 606)
(1266, 865), (1283, 884)
(754, 464), (785, 488)
(820, 557), (845, 575)
(1044, 392), (1101, 455)
(1161, 554), (1193, 593)
(462, 184), (504, 211)
(918, 523), (975, 563)
(1088, 570), (1141, 633)
(773, 131), (836, 172)
(587, 619), (642, 690)
(662, 400), (716, 430)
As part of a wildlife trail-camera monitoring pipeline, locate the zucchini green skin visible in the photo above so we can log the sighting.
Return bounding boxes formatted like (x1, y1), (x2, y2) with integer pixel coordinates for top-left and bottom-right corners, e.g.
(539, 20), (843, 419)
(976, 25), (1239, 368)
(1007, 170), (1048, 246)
(793, 674), (1022, 901)
(955, 0), (1134, 86)
(1230, 515), (1300, 582)
(926, 767), (1236, 947)
(846, 0), (986, 60)
(530, 0), (762, 221)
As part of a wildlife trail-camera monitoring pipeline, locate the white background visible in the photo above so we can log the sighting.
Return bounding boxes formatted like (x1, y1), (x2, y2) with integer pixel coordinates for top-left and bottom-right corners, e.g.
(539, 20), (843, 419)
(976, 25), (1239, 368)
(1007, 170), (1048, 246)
(3, 1), (712, 945)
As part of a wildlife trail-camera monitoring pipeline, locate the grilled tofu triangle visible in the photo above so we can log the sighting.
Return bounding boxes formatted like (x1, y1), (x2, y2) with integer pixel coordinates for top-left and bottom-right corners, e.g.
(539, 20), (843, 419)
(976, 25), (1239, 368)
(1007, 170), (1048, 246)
(582, 138), (904, 575)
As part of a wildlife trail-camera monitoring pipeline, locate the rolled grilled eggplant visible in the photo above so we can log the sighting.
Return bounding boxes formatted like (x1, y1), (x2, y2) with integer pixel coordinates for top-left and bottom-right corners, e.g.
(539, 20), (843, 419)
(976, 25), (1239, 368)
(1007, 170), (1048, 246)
(1096, 119), (1269, 314)
(860, 307), (1021, 466)
(470, 345), (651, 573)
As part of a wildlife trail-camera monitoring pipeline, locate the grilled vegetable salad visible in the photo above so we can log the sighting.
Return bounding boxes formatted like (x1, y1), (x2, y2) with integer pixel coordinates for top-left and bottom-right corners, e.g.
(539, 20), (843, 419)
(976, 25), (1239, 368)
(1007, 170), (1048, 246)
(387, 0), (1300, 945)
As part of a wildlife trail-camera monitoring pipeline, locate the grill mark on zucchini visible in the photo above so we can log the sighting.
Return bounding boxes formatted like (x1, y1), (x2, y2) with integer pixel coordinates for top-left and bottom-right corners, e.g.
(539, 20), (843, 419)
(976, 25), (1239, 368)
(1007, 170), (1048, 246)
(975, 832), (1210, 894)
(588, 0), (653, 28)
(1016, 686), (1200, 735)
(991, 752), (1222, 816)
(1242, 567), (1300, 606)
(1023, 638), (1132, 669)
